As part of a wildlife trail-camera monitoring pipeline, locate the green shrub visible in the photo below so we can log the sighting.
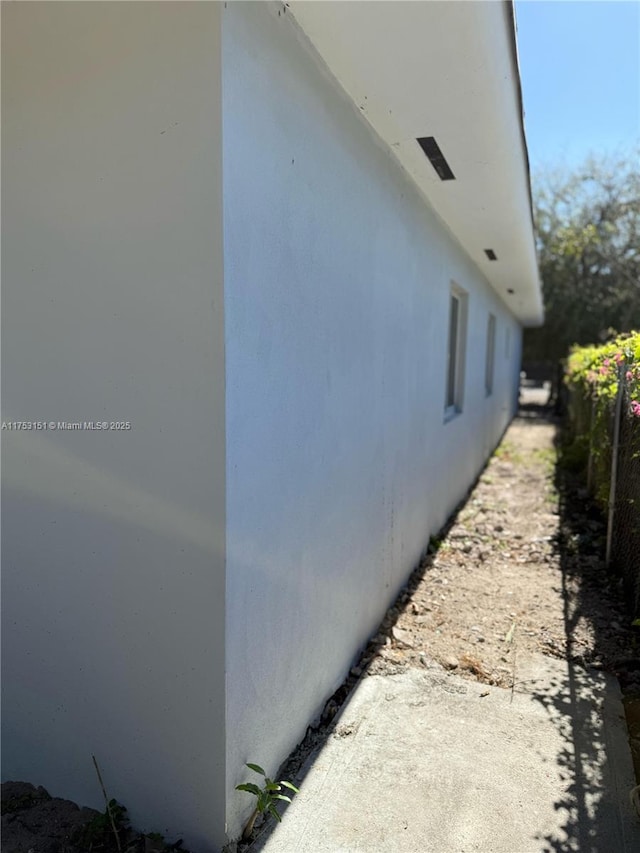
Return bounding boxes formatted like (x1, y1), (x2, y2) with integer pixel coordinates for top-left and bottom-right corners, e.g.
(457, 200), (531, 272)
(564, 332), (640, 506)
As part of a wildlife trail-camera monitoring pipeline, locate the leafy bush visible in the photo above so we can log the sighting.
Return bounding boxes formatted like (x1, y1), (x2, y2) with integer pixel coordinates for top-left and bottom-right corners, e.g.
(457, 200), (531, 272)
(564, 331), (640, 506)
(566, 332), (640, 404)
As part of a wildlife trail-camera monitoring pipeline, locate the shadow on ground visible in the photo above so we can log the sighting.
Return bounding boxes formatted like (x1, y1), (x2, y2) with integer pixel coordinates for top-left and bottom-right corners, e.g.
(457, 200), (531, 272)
(524, 397), (640, 852)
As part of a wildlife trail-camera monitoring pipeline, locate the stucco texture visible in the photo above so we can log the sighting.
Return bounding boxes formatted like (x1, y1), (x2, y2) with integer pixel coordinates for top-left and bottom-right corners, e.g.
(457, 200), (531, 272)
(2, 4), (226, 851)
(223, 2), (522, 840)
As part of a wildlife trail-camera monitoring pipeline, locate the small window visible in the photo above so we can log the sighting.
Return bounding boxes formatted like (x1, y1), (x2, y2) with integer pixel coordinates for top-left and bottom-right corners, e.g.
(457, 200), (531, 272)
(485, 313), (496, 396)
(445, 285), (468, 417)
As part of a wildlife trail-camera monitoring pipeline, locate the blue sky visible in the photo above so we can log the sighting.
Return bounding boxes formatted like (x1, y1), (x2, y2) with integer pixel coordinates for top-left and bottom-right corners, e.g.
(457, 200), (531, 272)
(514, 0), (639, 175)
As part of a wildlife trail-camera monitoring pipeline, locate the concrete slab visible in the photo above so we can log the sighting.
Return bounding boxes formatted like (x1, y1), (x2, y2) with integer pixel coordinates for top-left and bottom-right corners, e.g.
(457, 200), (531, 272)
(520, 385), (552, 407)
(251, 655), (640, 853)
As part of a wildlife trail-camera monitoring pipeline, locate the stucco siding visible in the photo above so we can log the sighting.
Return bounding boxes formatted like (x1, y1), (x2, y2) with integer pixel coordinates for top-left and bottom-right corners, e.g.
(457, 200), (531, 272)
(3, 1), (529, 848)
(223, 2), (521, 839)
(1, 4), (226, 851)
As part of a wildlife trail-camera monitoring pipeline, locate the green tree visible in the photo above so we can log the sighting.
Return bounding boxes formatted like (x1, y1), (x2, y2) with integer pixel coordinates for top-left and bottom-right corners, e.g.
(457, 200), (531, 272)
(523, 149), (640, 371)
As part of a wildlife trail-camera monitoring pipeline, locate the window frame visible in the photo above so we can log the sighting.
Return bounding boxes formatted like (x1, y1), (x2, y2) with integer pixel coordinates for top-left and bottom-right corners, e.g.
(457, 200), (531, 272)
(485, 313), (496, 396)
(445, 283), (468, 420)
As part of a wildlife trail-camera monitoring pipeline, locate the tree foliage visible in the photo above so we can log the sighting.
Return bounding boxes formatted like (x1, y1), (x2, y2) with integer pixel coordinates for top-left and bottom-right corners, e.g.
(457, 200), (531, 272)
(523, 149), (640, 368)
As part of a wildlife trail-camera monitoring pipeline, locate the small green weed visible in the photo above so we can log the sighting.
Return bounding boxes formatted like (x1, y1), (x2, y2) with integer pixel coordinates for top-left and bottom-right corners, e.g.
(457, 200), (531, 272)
(493, 442), (523, 464)
(428, 536), (441, 553)
(428, 536), (451, 554)
(83, 757), (186, 852)
(532, 447), (557, 468)
(236, 763), (300, 840)
(76, 798), (129, 850)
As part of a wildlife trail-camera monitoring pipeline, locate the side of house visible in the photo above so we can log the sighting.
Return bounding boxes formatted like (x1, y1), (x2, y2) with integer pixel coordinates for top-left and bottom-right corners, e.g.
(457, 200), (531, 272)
(2, 2), (541, 850)
(222, 2), (530, 839)
(2, 4), (227, 851)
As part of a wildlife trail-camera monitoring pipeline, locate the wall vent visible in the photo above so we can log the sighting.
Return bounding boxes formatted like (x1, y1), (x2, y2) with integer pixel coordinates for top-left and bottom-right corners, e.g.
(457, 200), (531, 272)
(416, 137), (455, 181)
(484, 249), (497, 261)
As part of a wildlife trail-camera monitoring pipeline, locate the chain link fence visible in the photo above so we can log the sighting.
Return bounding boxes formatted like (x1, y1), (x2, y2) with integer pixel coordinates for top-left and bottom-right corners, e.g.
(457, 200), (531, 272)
(567, 367), (640, 620)
(611, 376), (640, 619)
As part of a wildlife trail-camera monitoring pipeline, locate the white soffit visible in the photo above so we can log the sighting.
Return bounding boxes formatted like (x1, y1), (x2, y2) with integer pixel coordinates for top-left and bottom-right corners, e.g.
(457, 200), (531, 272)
(287, 0), (544, 327)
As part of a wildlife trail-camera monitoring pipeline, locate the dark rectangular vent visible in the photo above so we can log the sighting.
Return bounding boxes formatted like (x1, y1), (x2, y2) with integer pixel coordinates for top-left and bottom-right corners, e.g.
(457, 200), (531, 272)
(484, 249), (497, 261)
(416, 137), (455, 181)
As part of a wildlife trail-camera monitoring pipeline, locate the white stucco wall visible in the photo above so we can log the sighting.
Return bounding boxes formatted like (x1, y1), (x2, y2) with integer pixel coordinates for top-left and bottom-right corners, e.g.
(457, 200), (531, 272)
(2, 4), (226, 851)
(4, 1), (529, 847)
(223, 2), (523, 840)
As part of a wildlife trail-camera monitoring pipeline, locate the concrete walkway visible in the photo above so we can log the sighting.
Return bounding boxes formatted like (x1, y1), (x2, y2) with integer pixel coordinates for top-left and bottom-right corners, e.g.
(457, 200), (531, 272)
(251, 654), (639, 852)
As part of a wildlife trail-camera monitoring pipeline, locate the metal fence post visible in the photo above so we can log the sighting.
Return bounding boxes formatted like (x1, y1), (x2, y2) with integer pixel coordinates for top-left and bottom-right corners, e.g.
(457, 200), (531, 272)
(587, 395), (595, 493)
(606, 362), (624, 569)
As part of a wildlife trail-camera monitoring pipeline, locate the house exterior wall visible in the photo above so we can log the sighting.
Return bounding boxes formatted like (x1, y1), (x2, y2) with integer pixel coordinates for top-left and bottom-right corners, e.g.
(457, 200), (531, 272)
(3, 1), (530, 848)
(1, 4), (226, 851)
(223, 2), (522, 839)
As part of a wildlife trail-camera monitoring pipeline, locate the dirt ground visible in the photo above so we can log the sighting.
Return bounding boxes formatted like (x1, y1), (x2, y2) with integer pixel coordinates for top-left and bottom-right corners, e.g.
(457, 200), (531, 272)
(0, 780), (189, 853)
(4, 392), (639, 853)
(363, 398), (637, 688)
